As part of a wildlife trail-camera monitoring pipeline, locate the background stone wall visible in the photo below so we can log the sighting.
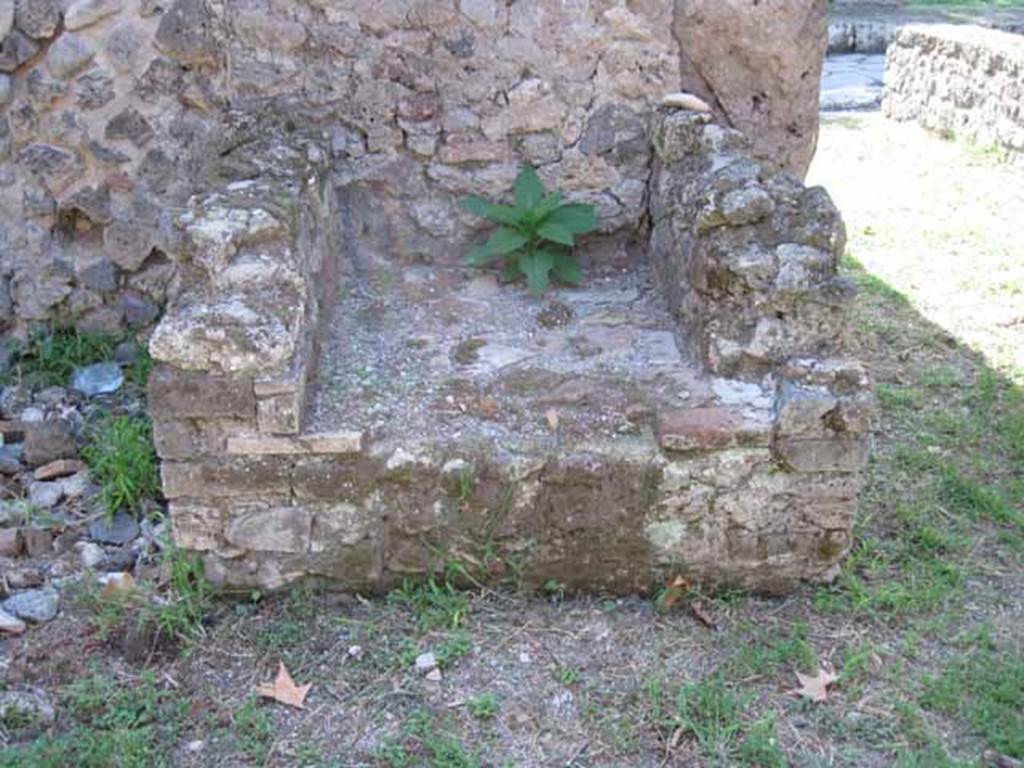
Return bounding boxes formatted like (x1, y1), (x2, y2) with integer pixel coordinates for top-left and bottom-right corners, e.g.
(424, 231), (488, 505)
(0, 0), (828, 335)
(883, 24), (1024, 160)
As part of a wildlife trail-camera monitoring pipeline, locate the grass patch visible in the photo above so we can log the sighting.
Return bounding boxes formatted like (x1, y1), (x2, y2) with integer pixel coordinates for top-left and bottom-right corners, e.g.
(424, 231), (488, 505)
(919, 645), (1024, 758)
(232, 698), (275, 763)
(388, 574), (471, 632)
(1, 326), (152, 389)
(0, 671), (181, 768)
(82, 414), (161, 519)
(466, 693), (499, 721)
(724, 621), (818, 679)
(647, 675), (786, 767)
(376, 711), (481, 768)
(936, 467), (1013, 523)
(73, 545), (214, 645)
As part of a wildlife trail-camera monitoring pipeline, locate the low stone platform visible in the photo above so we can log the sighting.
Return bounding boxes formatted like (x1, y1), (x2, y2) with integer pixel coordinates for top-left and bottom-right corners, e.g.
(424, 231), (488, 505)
(148, 111), (871, 595)
(883, 24), (1024, 160)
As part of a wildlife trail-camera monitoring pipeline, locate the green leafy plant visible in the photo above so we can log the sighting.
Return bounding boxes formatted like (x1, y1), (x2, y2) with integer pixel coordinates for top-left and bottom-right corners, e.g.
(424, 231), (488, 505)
(1, 327), (154, 389)
(82, 414), (160, 519)
(461, 166), (598, 295)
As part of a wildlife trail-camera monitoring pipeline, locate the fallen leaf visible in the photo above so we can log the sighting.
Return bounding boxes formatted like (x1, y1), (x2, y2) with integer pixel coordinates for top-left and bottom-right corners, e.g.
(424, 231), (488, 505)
(256, 662), (311, 709)
(789, 665), (838, 703)
(100, 572), (136, 600)
(656, 575), (690, 613)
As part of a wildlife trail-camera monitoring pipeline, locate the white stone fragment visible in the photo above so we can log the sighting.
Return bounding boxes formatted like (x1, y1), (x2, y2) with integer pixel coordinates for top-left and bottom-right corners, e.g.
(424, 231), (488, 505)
(661, 92), (712, 112)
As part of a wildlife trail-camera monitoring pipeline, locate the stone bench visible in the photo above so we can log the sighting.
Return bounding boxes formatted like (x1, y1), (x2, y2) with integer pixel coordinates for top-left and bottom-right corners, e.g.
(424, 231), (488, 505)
(149, 110), (871, 595)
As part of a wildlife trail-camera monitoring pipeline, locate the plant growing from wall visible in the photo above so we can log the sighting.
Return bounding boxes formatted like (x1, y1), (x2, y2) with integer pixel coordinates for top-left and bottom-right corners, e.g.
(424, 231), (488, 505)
(461, 166), (598, 295)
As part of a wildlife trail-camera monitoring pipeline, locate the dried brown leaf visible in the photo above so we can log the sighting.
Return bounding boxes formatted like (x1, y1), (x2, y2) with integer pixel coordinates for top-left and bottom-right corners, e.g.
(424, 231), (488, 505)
(789, 665), (838, 703)
(256, 662), (312, 709)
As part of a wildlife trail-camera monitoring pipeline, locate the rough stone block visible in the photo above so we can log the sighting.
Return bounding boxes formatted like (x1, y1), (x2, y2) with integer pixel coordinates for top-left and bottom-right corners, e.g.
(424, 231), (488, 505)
(224, 502), (312, 553)
(291, 456), (378, 502)
(774, 382), (839, 440)
(657, 407), (771, 453)
(161, 458), (291, 499)
(775, 437), (870, 473)
(256, 391), (303, 435)
(152, 419), (249, 460)
(226, 431), (363, 456)
(168, 501), (224, 551)
(148, 366), (255, 420)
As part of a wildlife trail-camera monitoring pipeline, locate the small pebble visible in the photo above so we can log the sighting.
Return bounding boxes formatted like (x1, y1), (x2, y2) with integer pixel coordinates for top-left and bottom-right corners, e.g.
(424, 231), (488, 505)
(34, 458), (88, 481)
(59, 472), (91, 499)
(661, 91), (712, 112)
(75, 541), (106, 569)
(415, 651), (438, 673)
(72, 362), (124, 396)
(20, 407), (45, 423)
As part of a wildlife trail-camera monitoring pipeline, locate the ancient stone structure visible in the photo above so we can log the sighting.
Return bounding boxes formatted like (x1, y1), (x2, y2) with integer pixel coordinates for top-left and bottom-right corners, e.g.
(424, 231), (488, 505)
(675, 0), (829, 178)
(147, 109), (870, 594)
(0, 0), (834, 337)
(0, 0), (871, 593)
(884, 25), (1024, 160)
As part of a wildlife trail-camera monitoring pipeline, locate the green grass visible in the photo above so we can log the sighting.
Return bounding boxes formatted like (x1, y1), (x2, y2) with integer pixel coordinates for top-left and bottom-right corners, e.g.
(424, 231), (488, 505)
(0, 671), (181, 768)
(82, 414), (161, 519)
(919, 644), (1024, 757)
(724, 621), (818, 679)
(232, 698), (275, 763)
(647, 675), (787, 767)
(376, 711), (481, 768)
(388, 575), (471, 632)
(1, 327), (152, 389)
(72, 545), (213, 645)
(466, 693), (499, 721)
(812, 257), (1024, 621)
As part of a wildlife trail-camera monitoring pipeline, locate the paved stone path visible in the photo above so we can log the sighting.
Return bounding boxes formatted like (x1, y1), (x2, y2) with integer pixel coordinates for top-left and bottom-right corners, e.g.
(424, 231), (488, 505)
(821, 54), (885, 112)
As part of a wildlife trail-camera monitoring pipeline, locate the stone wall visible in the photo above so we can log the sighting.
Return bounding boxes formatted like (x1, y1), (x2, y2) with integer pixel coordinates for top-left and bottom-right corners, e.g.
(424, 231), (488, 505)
(883, 25), (1024, 159)
(0, 0), (832, 335)
(649, 111), (851, 379)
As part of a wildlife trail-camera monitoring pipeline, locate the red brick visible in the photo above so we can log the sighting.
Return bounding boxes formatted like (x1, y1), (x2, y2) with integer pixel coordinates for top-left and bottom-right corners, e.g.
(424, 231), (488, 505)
(657, 407), (769, 453)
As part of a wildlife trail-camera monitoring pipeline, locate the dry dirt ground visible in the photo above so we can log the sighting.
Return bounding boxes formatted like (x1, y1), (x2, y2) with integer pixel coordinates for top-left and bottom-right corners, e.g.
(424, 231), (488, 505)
(2, 115), (1022, 768)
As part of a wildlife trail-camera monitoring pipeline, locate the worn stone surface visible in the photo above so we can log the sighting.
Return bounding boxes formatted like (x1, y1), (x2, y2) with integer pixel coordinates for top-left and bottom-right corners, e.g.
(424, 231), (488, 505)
(0, 0), (844, 335)
(0, 0), (870, 593)
(883, 25), (1024, 160)
(674, 0), (829, 178)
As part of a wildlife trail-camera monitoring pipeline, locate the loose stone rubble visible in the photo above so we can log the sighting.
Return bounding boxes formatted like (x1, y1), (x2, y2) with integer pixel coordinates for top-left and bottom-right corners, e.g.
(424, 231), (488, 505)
(0, 369), (165, 638)
(883, 24), (1024, 161)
